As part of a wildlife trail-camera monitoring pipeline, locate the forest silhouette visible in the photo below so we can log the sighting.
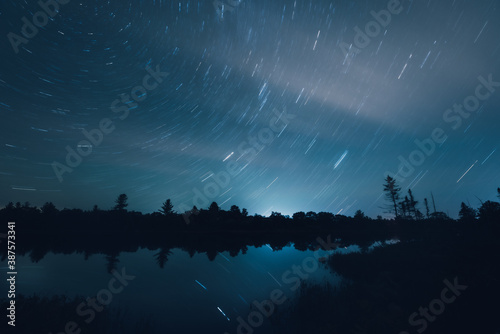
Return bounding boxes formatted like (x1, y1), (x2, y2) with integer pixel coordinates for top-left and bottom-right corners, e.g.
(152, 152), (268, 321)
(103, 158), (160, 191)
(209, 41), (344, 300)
(1, 179), (499, 269)
(1, 180), (499, 334)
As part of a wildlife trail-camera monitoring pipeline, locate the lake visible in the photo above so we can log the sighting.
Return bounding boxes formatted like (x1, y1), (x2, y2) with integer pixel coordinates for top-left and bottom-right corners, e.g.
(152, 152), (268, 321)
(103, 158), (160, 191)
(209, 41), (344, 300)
(1, 244), (349, 333)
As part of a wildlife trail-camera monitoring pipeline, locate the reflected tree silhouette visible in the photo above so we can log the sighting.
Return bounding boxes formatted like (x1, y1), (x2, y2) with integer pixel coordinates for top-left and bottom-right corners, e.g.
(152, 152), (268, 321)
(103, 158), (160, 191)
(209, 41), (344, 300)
(154, 247), (173, 269)
(105, 253), (120, 273)
(0, 186), (499, 271)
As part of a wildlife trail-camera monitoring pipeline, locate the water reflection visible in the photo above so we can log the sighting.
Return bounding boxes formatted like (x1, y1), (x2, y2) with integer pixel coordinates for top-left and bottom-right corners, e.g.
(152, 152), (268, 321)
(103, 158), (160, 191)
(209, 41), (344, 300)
(154, 247), (173, 269)
(0, 244), (340, 334)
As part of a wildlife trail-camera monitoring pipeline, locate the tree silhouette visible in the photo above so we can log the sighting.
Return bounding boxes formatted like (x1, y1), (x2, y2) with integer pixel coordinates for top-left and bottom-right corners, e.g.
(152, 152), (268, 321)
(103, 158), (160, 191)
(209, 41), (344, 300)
(182, 205), (199, 225)
(383, 176), (401, 218)
(114, 194), (128, 211)
(399, 196), (410, 219)
(424, 198), (430, 219)
(293, 212), (306, 221)
(431, 192), (437, 214)
(230, 205), (241, 216)
(209, 202), (219, 213)
(154, 247), (173, 268)
(105, 254), (119, 273)
(497, 187), (500, 198)
(41, 202), (58, 216)
(478, 201), (500, 221)
(306, 211), (318, 220)
(354, 210), (366, 220)
(190, 205), (200, 218)
(270, 211), (286, 224)
(408, 189), (418, 219)
(459, 202), (476, 222)
(159, 199), (174, 216)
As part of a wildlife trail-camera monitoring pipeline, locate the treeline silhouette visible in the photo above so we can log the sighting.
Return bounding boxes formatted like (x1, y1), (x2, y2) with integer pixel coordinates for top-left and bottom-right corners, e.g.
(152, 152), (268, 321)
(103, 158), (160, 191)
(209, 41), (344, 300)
(3, 180), (500, 227)
(1, 181), (499, 270)
(271, 182), (500, 334)
(273, 224), (500, 334)
(1, 183), (499, 334)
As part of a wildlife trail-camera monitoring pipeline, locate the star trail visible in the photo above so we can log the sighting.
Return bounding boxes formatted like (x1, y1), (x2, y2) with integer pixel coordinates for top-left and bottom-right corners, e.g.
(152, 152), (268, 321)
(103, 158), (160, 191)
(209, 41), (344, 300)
(1, 0), (499, 218)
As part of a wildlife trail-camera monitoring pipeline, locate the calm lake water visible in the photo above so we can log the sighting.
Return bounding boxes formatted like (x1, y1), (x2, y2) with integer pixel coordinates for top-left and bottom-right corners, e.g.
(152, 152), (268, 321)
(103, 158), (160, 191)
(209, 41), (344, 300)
(1, 244), (353, 333)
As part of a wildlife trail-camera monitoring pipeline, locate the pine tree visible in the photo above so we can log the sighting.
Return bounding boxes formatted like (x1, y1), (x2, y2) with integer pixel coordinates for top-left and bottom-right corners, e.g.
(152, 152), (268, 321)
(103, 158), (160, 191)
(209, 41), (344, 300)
(399, 199), (407, 218)
(159, 199), (174, 216)
(459, 202), (476, 222)
(424, 198), (430, 219)
(431, 192), (437, 214)
(405, 196), (411, 218)
(408, 189), (418, 219)
(114, 194), (128, 211)
(354, 210), (366, 220)
(383, 176), (401, 218)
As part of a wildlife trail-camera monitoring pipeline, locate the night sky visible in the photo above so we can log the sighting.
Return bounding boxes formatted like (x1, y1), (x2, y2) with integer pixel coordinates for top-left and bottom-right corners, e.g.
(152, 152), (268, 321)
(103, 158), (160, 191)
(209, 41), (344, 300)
(1, 0), (499, 218)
